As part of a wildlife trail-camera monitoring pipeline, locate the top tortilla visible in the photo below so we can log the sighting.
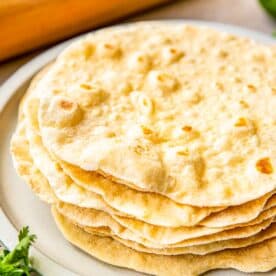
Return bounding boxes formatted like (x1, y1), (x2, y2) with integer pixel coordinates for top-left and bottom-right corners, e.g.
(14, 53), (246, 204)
(37, 23), (275, 206)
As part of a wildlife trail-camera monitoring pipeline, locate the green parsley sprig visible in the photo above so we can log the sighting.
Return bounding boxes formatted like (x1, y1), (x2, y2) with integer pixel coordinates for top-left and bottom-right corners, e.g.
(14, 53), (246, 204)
(0, 227), (38, 276)
(259, 0), (276, 18)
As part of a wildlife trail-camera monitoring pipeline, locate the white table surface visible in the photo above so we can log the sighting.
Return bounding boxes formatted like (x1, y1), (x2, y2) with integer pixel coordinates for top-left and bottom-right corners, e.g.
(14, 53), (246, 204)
(0, 0), (275, 86)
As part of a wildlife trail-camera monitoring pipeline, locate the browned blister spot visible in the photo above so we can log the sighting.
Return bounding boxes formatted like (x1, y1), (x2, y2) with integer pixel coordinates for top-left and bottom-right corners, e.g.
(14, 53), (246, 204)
(157, 75), (165, 82)
(256, 158), (273, 174)
(99, 42), (121, 58)
(182, 126), (193, 132)
(224, 186), (233, 198)
(107, 132), (116, 138)
(133, 144), (149, 155)
(141, 126), (166, 144)
(177, 149), (189, 156)
(234, 77), (242, 84)
(60, 100), (74, 110)
(165, 47), (185, 62)
(141, 126), (153, 135)
(235, 117), (247, 127)
(218, 50), (229, 58)
(80, 83), (92, 90)
(247, 84), (257, 93)
(216, 82), (224, 92)
(83, 44), (94, 59)
(239, 100), (249, 108)
(169, 48), (177, 54)
(103, 43), (113, 50)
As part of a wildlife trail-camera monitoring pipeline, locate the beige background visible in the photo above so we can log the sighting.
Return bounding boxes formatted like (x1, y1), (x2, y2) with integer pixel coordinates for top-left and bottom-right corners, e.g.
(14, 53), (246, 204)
(0, 0), (275, 85)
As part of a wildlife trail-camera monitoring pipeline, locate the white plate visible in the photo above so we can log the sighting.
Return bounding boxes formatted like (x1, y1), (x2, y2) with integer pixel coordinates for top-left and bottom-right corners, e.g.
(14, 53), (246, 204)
(0, 20), (275, 276)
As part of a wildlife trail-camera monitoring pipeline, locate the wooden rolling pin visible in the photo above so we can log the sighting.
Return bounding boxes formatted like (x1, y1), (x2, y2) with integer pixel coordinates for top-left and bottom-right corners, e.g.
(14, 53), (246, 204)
(0, 0), (170, 62)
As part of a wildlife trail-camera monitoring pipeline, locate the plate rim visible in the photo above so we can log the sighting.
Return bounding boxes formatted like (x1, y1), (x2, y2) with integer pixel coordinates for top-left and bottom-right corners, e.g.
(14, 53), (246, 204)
(0, 19), (275, 275)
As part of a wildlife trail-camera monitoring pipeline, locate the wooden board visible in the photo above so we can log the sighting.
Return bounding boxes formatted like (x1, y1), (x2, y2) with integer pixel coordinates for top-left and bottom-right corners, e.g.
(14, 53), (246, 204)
(0, 0), (169, 61)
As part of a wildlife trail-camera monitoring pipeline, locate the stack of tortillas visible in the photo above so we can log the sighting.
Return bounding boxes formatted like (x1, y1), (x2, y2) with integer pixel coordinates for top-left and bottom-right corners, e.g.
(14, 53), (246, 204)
(10, 22), (276, 275)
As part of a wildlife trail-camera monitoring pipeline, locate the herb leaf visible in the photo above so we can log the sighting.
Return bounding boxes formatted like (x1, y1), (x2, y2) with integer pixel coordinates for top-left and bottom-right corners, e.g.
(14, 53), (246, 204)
(0, 227), (37, 276)
(259, 0), (276, 18)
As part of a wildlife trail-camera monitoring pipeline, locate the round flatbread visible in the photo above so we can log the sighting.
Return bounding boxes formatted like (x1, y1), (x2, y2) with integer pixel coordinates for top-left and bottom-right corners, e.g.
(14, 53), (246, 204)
(52, 208), (276, 276)
(81, 221), (276, 255)
(22, 65), (221, 227)
(56, 201), (275, 248)
(38, 23), (276, 206)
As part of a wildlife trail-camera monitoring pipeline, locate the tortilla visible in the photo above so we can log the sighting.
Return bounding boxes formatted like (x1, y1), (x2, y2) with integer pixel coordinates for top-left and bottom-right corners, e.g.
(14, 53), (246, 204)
(56, 201), (275, 249)
(81, 221), (276, 255)
(52, 208), (276, 276)
(10, 122), (56, 204)
(22, 67), (223, 228)
(38, 23), (276, 206)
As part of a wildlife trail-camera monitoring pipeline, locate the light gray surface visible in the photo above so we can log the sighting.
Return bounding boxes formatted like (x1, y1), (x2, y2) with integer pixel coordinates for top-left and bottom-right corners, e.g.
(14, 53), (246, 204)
(0, 20), (275, 276)
(0, 0), (275, 85)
